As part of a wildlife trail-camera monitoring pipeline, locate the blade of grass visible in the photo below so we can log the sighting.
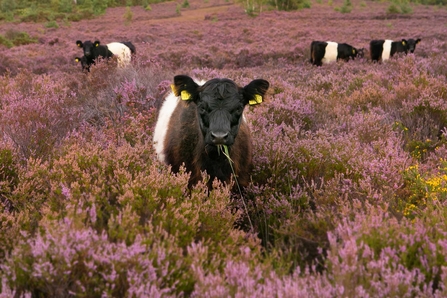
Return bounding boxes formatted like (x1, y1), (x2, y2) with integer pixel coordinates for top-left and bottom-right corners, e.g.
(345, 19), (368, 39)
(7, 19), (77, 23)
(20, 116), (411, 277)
(219, 144), (254, 232)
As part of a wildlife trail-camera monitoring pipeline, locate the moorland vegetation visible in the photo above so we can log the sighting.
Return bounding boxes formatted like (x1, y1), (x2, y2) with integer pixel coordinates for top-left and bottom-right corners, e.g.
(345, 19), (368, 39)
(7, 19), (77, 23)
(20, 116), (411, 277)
(1, 0), (447, 296)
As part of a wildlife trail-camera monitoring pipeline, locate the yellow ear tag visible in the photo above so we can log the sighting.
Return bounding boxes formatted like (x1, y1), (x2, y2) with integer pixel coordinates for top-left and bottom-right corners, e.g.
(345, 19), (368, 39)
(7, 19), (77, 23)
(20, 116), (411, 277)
(352, 49), (355, 54)
(181, 90), (191, 101)
(249, 94), (263, 105)
(75, 58), (79, 62)
(402, 41), (406, 45)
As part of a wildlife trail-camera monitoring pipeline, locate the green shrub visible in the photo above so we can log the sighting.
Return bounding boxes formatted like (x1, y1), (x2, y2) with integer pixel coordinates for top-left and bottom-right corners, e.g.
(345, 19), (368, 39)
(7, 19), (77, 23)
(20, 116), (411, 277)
(387, 3), (400, 13)
(270, 0), (311, 10)
(0, 30), (38, 48)
(18, 3), (52, 22)
(91, 0), (109, 15)
(0, 0), (16, 13)
(339, 0), (353, 12)
(51, 0), (74, 13)
(67, 8), (95, 21)
(400, 2), (413, 13)
(0, 35), (13, 48)
(123, 6), (133, 23)
(400, 160), (447, 218)
(0, 148), (19, 207)
(45, 20), (59, 28)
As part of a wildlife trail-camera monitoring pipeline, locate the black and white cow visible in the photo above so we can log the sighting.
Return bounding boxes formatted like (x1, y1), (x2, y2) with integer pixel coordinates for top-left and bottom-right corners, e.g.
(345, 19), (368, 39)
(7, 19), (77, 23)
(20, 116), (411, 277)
(74, 55), (89, 72)
(370, 38), (421, 62)
(310, 41), (364, 66)
(76, 40), (136, 70)
(153, 75), (269, 189)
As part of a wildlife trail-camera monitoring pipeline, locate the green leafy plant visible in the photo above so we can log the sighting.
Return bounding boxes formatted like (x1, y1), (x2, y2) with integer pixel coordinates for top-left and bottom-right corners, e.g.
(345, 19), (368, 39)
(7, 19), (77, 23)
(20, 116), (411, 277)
(387, 3), (400, 13)
(339, 0), (352, 13)
(45, 20), (59, 28)
(0, 30), (38, 48)
(218, 144), (254, 231)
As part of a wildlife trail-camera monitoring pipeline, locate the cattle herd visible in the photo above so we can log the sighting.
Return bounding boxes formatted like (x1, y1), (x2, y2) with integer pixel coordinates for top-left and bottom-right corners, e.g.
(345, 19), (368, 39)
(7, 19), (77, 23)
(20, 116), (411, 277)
(310, 37), (421, 66)
(74, 37), (421, 72)
(73, 36), (420, 189)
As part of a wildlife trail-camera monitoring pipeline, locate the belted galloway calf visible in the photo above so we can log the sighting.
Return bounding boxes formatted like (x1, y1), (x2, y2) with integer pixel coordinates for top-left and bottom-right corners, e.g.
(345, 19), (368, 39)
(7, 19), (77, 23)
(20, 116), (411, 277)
(153, 75), (269, 189)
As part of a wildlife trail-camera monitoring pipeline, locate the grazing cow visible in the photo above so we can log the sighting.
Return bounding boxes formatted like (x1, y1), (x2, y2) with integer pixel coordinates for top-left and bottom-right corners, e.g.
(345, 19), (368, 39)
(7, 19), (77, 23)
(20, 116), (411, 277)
(310, 41), (364, 66)
(370, 38), (421, 62)
(74, 55), (89, 72)
(153, 75), (269, 189)
(76, 40), (136, 70)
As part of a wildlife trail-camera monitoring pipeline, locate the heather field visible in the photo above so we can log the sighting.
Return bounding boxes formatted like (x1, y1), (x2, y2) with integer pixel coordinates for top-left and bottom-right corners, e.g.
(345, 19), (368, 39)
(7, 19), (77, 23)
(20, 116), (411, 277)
(2, 0), (447, 296)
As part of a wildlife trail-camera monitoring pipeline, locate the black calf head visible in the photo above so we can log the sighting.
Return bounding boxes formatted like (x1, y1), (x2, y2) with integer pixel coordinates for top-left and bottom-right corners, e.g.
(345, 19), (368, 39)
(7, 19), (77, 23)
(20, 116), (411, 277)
(171, 75), (269, 147)
(356, 48), (366, 58)
(75, 56), (89, 72)
(402, 38), (421, 53)
(76, 40), (102, 58)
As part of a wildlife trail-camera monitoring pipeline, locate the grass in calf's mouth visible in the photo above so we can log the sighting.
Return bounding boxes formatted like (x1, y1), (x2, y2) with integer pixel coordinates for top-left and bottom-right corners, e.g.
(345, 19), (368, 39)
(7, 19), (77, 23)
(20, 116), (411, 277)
(217, 144), (254, 232)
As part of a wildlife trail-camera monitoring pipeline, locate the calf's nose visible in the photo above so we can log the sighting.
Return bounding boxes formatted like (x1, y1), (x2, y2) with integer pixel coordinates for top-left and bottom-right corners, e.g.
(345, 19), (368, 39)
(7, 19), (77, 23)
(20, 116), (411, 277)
(211, 132), (228, 145)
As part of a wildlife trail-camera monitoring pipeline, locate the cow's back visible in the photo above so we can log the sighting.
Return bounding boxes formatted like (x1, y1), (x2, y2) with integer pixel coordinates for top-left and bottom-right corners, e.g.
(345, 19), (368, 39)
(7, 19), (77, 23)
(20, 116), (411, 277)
(107, 42), (132, 67)
(322, 42), (338, 64)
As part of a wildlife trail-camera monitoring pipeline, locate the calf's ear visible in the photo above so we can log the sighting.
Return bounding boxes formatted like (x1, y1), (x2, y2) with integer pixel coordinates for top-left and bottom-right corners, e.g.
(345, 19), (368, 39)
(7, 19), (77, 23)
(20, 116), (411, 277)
(94, 41), (101, 47)
(243, 79), (269, 106)
(75, 57), (81, 62)
(172, 75), (199, 102)
(416, 38), (421, 44)
(76, 40), (83, 47)
(401, 39), (407, 46)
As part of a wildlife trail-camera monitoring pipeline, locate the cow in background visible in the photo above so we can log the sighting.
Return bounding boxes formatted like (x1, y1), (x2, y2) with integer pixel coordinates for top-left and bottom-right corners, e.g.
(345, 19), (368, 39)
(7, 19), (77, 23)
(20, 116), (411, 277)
(370, 38), (421, 62)
(310, 41), (364, 66)
(76, 40), (113, 69)
(76, 40), (136, 70)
